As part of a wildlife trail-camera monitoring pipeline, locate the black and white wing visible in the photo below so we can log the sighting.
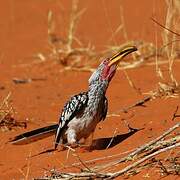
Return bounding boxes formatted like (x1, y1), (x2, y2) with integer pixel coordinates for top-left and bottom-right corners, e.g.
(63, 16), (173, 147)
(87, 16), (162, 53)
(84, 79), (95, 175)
(101, 96), (108, 121)
(55, 92), (88, 149)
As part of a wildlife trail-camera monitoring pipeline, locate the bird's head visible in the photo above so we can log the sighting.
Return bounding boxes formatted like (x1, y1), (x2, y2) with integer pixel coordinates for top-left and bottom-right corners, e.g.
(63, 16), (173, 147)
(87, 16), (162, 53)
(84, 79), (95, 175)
(89, 45), (137, 85)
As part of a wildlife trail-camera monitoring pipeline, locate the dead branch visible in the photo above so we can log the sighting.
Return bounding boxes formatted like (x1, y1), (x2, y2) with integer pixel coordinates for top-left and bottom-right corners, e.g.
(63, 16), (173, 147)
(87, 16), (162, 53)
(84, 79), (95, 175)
(107, 96), (151, 118)
(110, 142), (180, 179)
(35, 141), (180, 180)
(34, 171), (110, 180)
(93, 123), (179, 171)
(122, 96), (151, 112)
(142, 135), (180, 156)
(66, 135), (179, 171)
(68, 149), (134, 169)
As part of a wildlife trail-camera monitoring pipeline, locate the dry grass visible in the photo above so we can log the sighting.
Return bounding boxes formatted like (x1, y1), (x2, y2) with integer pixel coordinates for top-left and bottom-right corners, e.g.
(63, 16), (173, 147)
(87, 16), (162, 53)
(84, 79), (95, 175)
(0, 93), (26, 131)
(35, 123), (180, 179)
(32, 0), (179, 77)
(34, 0), (169, 74)
(147, 81), (180, 99)
(40, 0), (96, 68)
(162, 0), (180, 59)
(146, 0), (180, 100)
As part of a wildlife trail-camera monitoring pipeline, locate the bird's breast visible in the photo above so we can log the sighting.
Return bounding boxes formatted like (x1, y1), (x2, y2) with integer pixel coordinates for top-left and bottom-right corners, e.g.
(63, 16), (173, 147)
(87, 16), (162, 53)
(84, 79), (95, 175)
(67, 96), (104, 140)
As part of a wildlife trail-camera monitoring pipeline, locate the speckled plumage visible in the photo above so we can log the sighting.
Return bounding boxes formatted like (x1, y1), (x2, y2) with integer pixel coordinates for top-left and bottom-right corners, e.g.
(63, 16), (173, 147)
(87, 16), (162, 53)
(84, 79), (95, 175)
(10, 46), (137, 148)
(55, 68), (109, 148)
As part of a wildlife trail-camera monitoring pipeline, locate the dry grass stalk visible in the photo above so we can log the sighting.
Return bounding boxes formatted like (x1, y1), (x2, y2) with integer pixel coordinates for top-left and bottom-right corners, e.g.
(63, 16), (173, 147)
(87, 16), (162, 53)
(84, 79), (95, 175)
(163, 0), (180, 59)
(109, 142), (180, 179)
(36, 123), (179, 179)
(36, 0), (164, 72)
(163, 0), (180, 85)
(147, 81), (180, 99)
(92, 123), (180, 172)
(160, 155), (180, 175)
(151, 1), (180, 88)
(45, 0), (96, 67)
(60, 40), (163, 74)
(0, 93), (26, 131)
(140, 154), (180, 177)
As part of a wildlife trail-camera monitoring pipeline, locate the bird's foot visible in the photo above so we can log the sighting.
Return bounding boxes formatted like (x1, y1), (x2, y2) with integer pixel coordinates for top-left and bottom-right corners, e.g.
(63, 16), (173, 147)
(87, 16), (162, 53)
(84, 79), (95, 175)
(64, 143), (90, 153)
(77, 144), (92, 152)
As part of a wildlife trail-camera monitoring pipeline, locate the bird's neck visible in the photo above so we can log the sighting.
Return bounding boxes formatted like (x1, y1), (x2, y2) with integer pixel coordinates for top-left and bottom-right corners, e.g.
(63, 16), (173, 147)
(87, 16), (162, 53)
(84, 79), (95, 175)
(88, 81), (108, 99)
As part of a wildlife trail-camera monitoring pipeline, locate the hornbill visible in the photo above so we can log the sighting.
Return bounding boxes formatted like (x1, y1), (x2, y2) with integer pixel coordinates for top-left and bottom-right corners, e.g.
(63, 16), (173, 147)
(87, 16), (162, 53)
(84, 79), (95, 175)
(11, 45), (137, 149)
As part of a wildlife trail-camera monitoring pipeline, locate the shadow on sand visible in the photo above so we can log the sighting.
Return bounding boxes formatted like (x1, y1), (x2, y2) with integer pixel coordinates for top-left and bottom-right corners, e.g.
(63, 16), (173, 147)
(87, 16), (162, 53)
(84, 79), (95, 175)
(31, 127), (143, 157)
(90, 127), (142, 150)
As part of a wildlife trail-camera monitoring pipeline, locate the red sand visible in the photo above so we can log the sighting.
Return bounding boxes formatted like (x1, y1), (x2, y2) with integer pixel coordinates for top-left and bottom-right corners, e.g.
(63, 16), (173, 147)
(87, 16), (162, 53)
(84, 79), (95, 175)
(0, 1), (179, 179)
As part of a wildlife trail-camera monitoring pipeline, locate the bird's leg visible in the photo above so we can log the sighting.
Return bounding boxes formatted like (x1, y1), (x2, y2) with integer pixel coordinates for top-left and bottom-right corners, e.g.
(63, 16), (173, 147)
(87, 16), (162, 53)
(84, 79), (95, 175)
(67, 129), (79, 148)
(55, 138), (67, 151)
(84, 132), (94, 147)
(78, 132), (94, 152)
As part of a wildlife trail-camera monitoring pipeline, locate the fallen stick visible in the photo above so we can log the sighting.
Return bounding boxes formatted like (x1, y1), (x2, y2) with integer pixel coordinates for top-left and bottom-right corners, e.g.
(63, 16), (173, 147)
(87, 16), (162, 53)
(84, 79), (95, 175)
(64, 135), (179, 170)
(109, 142), (180, 179)
(93, 123), (179, 171)
(35, 142), (180, 180)
(122, 96), (152, 112)
(143, 135), (180, 155)
(107, 96), (152, 118)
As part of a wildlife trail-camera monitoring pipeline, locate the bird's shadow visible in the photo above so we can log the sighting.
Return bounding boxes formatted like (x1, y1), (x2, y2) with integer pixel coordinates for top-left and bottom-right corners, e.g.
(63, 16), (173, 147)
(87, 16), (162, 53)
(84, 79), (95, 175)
(30, 127), (143, 157)
(90, 127), (143, 151)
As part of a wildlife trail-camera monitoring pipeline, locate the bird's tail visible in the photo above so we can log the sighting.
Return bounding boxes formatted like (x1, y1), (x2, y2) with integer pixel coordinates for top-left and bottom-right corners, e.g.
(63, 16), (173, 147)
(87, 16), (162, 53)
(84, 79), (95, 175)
(54, 125), (63, 149)
(10, 124), (58, 145)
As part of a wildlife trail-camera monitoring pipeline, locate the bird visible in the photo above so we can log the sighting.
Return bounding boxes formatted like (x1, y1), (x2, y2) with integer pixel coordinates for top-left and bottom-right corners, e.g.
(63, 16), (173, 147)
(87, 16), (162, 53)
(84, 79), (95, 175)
(10, 45), (137, 149)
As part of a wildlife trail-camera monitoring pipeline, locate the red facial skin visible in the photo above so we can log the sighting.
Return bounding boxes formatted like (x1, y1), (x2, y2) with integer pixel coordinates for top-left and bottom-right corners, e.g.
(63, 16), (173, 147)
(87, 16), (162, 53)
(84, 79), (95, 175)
(101, 59), (117, 82)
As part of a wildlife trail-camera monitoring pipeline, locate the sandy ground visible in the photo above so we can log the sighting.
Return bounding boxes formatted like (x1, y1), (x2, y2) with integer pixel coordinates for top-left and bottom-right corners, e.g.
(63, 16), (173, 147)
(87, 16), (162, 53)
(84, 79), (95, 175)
(0, 1), (179, 179)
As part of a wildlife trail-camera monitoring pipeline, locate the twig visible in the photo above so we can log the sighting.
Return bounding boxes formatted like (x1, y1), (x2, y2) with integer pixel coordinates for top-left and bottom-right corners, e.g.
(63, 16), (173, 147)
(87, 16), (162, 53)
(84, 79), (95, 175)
(45, 0), (96, 67)
(123, 96), (151, 112)
(151, 18), (180, 37)
(157, 159), (170, 175)
(123, 70), (141, 95)
(35, 171), (110, 179)
(172, 106), (180, 121)
(73, 153), (93, 172)
(69, 136), (179, 170)
(35, 122), (179, 179)
(143, 135), (180, 156)
(25, 148), (32, 180)
(107, 96), (151, 117)
(0, 92), (11, 110)
(65, 145), (93, 172)
(106, 128), (118, 149)
(12, 78), (46, 84)
(68, 149), (134, 168)
(110, 142), (180, 179)
(35, 142), (180, 180)
(93, 123), (179, 171)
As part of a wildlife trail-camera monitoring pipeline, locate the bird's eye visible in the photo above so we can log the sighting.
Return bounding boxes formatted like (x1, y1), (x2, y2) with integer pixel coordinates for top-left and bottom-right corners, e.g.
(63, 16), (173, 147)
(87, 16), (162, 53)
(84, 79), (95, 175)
(103, 59), (109, 65)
